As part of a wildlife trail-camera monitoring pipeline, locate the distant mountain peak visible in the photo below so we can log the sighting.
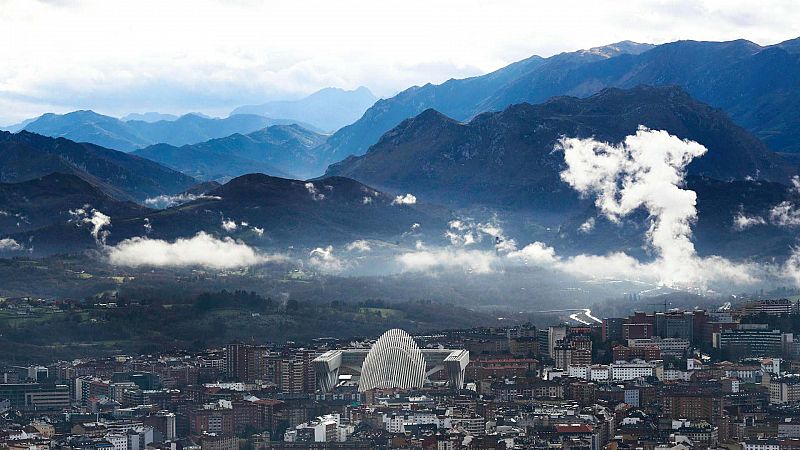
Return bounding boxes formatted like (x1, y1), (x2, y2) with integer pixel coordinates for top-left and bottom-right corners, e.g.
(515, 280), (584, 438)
(131, 122), (327, 181)
(230, 86), (378, 132)
(581, 40), (655, 58)
(327, 85), (795, 213)
(315, 36), (800, 168)
(0, 130), (197, 202)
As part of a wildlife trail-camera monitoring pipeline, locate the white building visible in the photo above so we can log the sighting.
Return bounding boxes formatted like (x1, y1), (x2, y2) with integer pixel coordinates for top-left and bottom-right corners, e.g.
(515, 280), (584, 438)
(126, 426), (154, 450)
(778, 417), (800, 438)
(743, 440), (780, 450)
(104, 434), (127, 450)
(570, 361), (658, 382)
(284, 414), (350, 443)
(769, 375), (800, 404)
(382, 411), (445, 434)
(610, 362), (656, 381)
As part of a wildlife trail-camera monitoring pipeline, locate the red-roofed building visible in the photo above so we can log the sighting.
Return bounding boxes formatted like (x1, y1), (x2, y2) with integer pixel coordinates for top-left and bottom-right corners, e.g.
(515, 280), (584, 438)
(555, 424), (598, 450)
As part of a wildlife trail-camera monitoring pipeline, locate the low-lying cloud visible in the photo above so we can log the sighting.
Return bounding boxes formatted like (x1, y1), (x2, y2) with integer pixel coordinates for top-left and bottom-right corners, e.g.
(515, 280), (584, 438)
(392, 128), (761, 290)
(0, 238), (23, 251)
(69, 206), (111, 245)
(308, 245), (348, 273)
(221, 218), (238, 232)
(556, 126), (756, 288)
(144, 193), (221, 209)
(304, 182), (325, 201)
(107, 232), (281, 269)
(396, 247), (497, 274)
(392, 193), (417, 205)
(346, 240), (372, 252)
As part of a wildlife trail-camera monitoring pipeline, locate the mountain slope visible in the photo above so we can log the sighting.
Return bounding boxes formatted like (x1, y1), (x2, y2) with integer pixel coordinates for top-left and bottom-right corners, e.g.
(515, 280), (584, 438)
(311, 41), (653, 168)
(556, 176), (800, 261)
(24, 111), (152, 151)
(12, 173), (447, 255)
(121, 112), (179, 122)
(132, 124), (327, 181)
(232, 86), (378, 132)
(316, 38), (800, 170)
(0, 173), (148, 237)
(0, 131), (197, 201)
(22, 111), (319, 152)
(326, 86), (796, 212)
(116, 173), (446, 245)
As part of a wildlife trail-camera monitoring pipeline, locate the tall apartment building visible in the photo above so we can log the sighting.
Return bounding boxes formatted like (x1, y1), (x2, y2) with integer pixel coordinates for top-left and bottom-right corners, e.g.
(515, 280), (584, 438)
(553, 335), (592, 370)
(769, 375), (800, 404)
(224, 344), (269, 382)
(655, 311), (694, 341)
(548, 326), (567, 359)
(278, 349), (318, 393)
(602, 318), (624, 343)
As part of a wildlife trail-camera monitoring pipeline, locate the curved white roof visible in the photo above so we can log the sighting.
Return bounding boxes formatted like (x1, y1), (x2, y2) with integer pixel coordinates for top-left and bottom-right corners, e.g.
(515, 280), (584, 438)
(358, 328), (426, 392)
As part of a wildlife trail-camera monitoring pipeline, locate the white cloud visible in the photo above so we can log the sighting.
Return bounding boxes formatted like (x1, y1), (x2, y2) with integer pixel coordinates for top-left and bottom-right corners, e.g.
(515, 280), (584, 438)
(362, 196), (373, 205)
(0, 238), (23, 251)
(506, 242), (559, 265)
(555, 127), (756, 287)
(252, 226), (264, 236)
(69, 206), (111, 245)
(444, 217), (509, 247)
(391, 129), (761, 289)
(578, 217), (596, 233)
(143, 193), (221, 209)
(221, 218), (238, 232)
(732, 212), (766, 230)
(107, 231), (280, 269)
(504, 241), (755, 285)
(784, 248), (800, 286)
(1, 1), (798, 124)
(396, 247), (498, 274)
(769, 201), (800, 227)
(308, 245), (347, 273)
(391, 194), (417, 205)
(304, 182), (325, 201)
(345, 240), (372, 252)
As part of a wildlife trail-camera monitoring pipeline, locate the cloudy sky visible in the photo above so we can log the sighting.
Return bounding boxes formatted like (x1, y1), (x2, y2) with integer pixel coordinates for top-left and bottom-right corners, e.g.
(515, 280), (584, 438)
(1, 0), (798, 124)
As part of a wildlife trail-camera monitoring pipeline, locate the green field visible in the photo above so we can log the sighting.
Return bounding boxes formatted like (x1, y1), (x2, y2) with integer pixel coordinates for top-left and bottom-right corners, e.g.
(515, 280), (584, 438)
(358, 307), (404, 319)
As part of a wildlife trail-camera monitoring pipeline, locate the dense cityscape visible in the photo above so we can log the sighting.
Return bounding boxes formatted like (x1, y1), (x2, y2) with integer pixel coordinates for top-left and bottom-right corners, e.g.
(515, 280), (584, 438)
(3, 1), (800, 450)
(3, 297), (800, 449)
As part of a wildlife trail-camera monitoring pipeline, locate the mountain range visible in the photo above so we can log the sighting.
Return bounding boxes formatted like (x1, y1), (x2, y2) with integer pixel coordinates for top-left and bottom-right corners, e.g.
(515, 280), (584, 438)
(132, 124), (328, 181)
(327, 85), (795, 211)
(231, 86), (378, 132)
(0, 173), (148, 237)
(3, 173), (445, 255)
(3, 37), (800, 263)
(12, 111), (319, 152)
(315, 38), (800, 171)
(121, 112), (179, 123)
(555, 175), (800, 261)
(0, 131), (197, 202)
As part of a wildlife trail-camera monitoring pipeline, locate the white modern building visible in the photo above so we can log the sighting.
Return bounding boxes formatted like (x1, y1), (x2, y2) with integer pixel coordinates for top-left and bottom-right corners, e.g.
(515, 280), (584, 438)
(284, 414), (351, 443)
(312, 329), (469, 393)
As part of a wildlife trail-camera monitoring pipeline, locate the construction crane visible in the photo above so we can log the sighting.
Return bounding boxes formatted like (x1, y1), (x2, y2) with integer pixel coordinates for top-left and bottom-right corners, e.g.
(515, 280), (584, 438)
(647, 299), (673, 312)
